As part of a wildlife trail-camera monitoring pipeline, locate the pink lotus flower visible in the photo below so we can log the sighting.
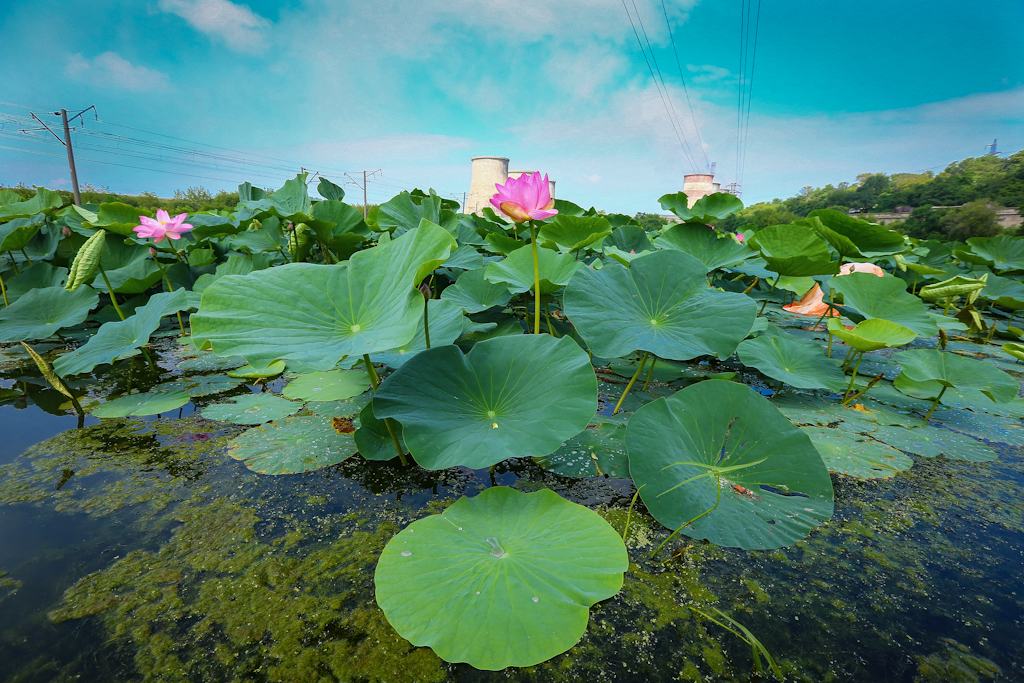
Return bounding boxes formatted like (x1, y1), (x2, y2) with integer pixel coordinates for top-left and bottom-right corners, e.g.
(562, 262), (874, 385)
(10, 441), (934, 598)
(734, 233), (745, 243)
(490, 172), (558, 223)
(134, 209), (193, 243)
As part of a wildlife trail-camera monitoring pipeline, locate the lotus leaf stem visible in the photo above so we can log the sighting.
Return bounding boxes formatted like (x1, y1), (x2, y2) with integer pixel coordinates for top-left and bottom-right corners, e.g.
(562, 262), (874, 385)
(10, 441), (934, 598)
(613, 351), (649, 415)
(843, 373), (883, 405)
(153, 258), (187, 337)
(97, 265), (125, 321)
(9, 253), (19, 276)
(363, 354), (408, 465)
(622, 484), (645, 541)
(943, 297), (953, 316)
(757, 278), (777, 317)
(842, 351), (865, 402)
(923, 385), (947, 421)
(528, 221), (542, 334)
(423, 297), (431, 349)
(840, 345), (856, 370)
(0, 270), (7, 307)
(811, 289), (836, 331)
(984, 321), (997, 343)
(543, 295), (556, 337)
(19, 248), (32, 266)
(651, 481), (720, 559)
(741, 277), (759, 295)
(642, 355), (657, 392)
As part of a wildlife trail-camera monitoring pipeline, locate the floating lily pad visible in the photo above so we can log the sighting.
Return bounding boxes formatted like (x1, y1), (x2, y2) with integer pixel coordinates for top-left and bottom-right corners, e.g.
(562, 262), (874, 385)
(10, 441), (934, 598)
(155, 374), (246, 397)
(282, 369), (369, 402)
(92, 390), (191, 418)
(563, 250), (756, 361)
(0, 286), (98, 342)
(801, 426), (913, 478)
(928, 408), (1024, 447)
(627, 380), (834, 550)
(608, 358), (688, 384)
(738, 328), (846, 391)
(534, 421), (629, 478)
(307, 390), (373, 419)
(894, 349), (1019, 404)
(374, 486), (628, 670)
(374, 334), (596, 470)
(202, 393), (301, 424)
(869, 424), (997, 462)
(176, 352), (246, 372)
(226, 361), (286, 379)
(227, 415), (358, 474)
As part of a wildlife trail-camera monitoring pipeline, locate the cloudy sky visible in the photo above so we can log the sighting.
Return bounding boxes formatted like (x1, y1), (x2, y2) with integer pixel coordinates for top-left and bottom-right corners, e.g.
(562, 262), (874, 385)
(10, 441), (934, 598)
(0, 0), (1022, 212)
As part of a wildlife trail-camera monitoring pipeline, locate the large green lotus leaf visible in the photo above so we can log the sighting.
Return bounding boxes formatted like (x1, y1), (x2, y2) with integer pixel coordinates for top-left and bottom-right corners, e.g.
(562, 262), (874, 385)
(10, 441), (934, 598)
(90, 238), (163, 294)
(176, 351), (246, 373)
(605, 225), (653, 254)
(4, 263), (68, 304)
(310, 199), (368, 237)
(202, 392), (301, 424)
(603, 245), (651, 266)
(374, 486), (627, 670)
(442, 244), (484, 270)
(534, 421), (629, 478)
(658, 191), (743, 223)
(0, 187), (62, 219)
(0, 286), (98, 342)
(905, 261), (946, 276)
(929, 407), (1024, 447)
(441, 267), (513, 313)
(371, 298), (465, 368)
(830, 273), (938, 337)
(92, 390), (190, 418)
(806, 209), (906, 257)
(154, 374), (245, 397)
(0, 217), (43, 252)
(317, 178), (345, 201)
(869, 424), (997, 462)
(801, 426), (912, 479)
(737, 328), (846, 390)
(484, 246), (584, 295)
(827, 318), (917, 352)
(373, 334), (596, 470)
(538, 215), (612, 253)
(483, 232), (523, 256)
(981, 274), (1024, 309)
(747, 224), (837, 277)
(918, 275), (987, 300)
(191, 223), (456, 371)
(282, 369), (369, 402)
(655, 224), (753, 271)
(226, 361), (286, 379)
(626, 380), (834, 550)
(377, 191), (443, 233)
(353, 401), (407, 461)
(1004, 342), (1024, 361)
(563, 250), (756, 360)
(893, 349), (1018, 403)
(227, 415), (358, 474)
(965, 235), (1024, 271)
(53, 290), (188, 376)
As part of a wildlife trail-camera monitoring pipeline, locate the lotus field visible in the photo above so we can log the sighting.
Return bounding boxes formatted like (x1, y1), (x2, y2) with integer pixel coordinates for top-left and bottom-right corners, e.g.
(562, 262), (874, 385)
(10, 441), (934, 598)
(1, 172), (1023, 676)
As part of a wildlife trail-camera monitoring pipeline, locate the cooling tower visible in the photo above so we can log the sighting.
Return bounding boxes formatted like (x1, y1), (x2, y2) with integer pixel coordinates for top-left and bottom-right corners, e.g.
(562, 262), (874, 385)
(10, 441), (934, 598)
(508, 170), (556, 202)
(466, 156), (509, 215)
(682, 173), (716, 207)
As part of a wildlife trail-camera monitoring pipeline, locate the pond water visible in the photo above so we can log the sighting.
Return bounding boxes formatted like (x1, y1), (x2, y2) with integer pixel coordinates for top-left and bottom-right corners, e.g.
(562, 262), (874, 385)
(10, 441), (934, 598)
(1, 319), (1022, 683)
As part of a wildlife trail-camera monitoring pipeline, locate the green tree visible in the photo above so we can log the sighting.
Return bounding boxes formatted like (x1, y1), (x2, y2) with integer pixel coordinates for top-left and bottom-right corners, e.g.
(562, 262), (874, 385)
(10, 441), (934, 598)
(940, 200), (1001, 242)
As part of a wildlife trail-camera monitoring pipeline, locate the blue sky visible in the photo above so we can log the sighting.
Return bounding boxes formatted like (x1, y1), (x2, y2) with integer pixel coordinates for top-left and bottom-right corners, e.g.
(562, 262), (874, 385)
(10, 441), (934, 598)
(0, 0), (1022, 213)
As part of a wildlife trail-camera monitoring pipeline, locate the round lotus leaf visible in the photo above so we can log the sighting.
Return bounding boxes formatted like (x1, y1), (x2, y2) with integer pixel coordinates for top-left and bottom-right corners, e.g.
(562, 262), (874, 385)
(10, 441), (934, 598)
(373, 334), (597, 470)
(353, 401), (407, 461)
(919, 275), (987, 301)
(964, 235), (1024, 271)
(227, 415), (358, 474)
(939, 390), (1024, 418)
(894, 350), (1019, 404)
(869, 424), (997, 462)
(655, 223), (753, 271)
(484, 245), (584, 295)
(92, 390), (191, 418)
(226, 361), (286, 379)
(608, 358), (688, 383)
(307, 390), (373, 419)
(374, 486), (628, 670)
(537, 215), (612, 253)
(827, 318), (917, 352)
(563, 250), (756, 361)
(155, 374), (246, 397)
(928, 408), (1024, 447)
(202, 392), (301, 424)
(830, 273), (937, 337)
(0, 286), (99, 342)
(738, 328), (846, 391)
(806, 209), (906, 257)
(534, 421), (629, 478)
(282, 369), (370, 402)
(176, 352), (246, 372)
(626, 380), (834, 550)
(746, 223), (837, 277)
(371, 299), (466, 368)
(440, 267), (513, 314)
(1003, 342), (1024, 362)
(801, 426), (912, 479)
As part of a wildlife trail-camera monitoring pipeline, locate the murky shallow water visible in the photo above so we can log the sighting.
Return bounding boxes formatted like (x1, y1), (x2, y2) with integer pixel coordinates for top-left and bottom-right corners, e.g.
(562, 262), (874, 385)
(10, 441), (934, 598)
(1, 327), (1022, 682)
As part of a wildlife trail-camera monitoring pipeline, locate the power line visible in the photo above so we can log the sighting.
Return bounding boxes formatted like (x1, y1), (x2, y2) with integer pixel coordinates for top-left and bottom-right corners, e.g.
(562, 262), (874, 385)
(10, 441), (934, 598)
(659, 0), (711, 170)
(739, 0), (762, 186)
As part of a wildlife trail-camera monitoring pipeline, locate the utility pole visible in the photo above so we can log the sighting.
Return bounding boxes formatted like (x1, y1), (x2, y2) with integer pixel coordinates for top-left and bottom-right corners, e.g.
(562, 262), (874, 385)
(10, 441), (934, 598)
(61, 110), (82, 206)
(344, 169), (381, 219)
(22, 105), (95, 206)
(450, 192), (467, 213)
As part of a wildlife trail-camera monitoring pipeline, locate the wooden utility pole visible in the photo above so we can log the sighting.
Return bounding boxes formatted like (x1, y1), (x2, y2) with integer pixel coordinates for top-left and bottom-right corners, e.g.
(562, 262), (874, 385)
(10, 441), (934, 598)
(61, 109), (82, 206)
(344, 169), (381, 219)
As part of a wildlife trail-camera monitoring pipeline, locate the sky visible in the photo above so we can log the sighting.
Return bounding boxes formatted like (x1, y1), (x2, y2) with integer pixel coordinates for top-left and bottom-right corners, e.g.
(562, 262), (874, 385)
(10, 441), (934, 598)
(0, 0), (1022, 213)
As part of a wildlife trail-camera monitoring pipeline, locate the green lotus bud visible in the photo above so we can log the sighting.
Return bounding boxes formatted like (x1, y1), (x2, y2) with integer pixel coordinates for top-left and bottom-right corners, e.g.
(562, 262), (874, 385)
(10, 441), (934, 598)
(65, 230), (106, 291)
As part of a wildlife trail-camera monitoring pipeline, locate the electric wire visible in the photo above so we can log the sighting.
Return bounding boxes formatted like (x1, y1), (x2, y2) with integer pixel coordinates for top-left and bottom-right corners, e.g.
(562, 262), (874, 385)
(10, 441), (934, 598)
(659, 0), (710, 169)
(739, 0), (761, 186)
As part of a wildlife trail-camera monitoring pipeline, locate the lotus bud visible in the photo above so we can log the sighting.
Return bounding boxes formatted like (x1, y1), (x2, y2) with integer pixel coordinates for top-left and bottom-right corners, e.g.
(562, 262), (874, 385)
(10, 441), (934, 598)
(61, 226), (71, 237)
(251, 218), (262, 231)
(287, 222), (295, 232)
(419, 283), (431, 301)
(149, 247), (158, 257)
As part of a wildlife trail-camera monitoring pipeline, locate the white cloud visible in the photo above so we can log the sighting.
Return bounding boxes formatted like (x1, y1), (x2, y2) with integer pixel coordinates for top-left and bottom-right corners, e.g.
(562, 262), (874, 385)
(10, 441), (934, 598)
(686, 64), (733, 84)
(159, 0), (270, 53)
(65, 52), (170, 91)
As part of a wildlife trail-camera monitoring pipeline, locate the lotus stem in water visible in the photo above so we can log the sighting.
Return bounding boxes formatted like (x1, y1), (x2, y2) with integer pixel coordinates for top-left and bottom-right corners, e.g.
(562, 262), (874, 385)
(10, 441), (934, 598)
(642, 355), (657, 392)
(613, 351), (650, 415)
(362, 354), (408, 465)
(842, 351), (865, 402)
(97, 265), (125, 321)
(0, 270), (7, 307)
(651, 482), (720, 559)
(923, 385), (947, 421)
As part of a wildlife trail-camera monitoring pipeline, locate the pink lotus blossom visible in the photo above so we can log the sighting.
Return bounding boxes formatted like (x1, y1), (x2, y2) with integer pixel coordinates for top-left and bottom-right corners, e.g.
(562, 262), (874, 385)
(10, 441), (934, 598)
(734, 233), (745, 243)
(490, 172), (558, 223)
(134, 209), (193, 243)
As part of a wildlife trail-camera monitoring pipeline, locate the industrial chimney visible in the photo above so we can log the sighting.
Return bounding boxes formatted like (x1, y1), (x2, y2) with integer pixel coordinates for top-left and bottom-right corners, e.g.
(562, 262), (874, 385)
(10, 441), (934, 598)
(466, 156), (510, 215)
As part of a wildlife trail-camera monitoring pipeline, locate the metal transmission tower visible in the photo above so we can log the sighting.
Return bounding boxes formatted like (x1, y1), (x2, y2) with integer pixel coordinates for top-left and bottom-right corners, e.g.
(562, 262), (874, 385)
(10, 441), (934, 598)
(724, 182), (742, 197)
(985, 139), (998, 156)
(18, 105), (96, 205)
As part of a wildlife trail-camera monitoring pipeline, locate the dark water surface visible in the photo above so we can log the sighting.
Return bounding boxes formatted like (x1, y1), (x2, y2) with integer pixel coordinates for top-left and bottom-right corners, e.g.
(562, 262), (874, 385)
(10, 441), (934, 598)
(1, 330), (1022, 683)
